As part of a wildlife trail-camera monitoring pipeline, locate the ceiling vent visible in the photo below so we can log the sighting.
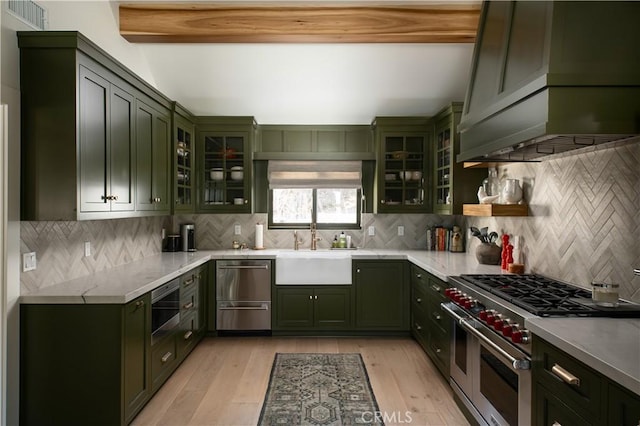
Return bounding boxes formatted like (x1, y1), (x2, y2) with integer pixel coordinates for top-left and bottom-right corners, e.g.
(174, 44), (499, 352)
(7, 0), (47, 30)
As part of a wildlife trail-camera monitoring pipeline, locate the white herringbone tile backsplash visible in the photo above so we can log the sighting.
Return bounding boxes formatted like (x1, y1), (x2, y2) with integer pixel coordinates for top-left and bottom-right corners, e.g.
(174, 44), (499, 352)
(465, 139), (640, 302)
(21, 140), (640, 302)
(20, 216), (169, 293)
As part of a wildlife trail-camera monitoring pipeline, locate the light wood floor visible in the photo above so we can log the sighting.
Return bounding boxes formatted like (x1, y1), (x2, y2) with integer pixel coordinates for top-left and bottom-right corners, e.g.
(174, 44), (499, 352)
(132, 337), (469, 426)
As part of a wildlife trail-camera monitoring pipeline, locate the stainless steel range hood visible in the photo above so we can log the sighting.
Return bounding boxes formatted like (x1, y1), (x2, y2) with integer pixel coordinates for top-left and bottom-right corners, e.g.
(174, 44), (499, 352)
(457, 1), (640, 162)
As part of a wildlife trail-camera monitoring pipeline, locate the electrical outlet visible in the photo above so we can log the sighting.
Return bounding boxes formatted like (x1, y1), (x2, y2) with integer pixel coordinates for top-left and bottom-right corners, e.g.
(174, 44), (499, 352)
(234, 224), (242, 235)
(84, 241), (91, 257)
(368, 226), (375, 236)
(23, 252), (37, 272)
(398, 226), (404, 236)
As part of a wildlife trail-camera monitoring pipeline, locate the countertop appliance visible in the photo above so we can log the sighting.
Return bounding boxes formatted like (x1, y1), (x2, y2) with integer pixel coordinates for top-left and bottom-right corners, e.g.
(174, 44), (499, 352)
(181, 223), (196, 252)
(441, 274), (640, 426)
(216, 260), (271, 331)
(163, 234), (181, 252)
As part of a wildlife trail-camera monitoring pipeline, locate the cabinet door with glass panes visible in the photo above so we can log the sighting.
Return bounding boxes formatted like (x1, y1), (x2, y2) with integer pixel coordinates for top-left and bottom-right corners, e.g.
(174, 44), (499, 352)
(378, 132), (429, 213)
(432, 103), (485, 215)
(173, 113), (195, 213)
(198, 131), (252, 213)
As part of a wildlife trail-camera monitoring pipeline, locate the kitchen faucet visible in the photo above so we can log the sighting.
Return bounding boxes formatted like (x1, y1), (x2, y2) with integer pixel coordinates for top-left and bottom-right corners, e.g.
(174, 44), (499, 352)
(293, 230), (301, 250)
(310, 223), (321, 250)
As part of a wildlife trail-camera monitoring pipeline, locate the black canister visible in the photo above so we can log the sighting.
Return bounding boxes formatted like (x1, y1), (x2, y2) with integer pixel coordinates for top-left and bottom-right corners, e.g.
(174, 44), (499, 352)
(163, 235), (181, 252)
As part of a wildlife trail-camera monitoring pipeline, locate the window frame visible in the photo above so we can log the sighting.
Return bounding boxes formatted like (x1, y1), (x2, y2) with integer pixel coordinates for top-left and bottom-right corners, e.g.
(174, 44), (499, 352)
(268, 188), (362, 230)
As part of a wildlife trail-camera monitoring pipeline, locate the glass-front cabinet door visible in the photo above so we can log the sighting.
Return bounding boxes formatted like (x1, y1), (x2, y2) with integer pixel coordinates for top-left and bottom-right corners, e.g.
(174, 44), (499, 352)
(197, 120), (254, 213)
(434, 126), (452, 213)
(374, 117), (430, 213)
(173, 113), (195, 212)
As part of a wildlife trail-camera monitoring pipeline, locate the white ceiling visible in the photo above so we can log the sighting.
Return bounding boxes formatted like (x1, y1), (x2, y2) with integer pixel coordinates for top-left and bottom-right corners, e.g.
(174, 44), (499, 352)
(108, 0), (476, 124)
(139, 42), (474, 124)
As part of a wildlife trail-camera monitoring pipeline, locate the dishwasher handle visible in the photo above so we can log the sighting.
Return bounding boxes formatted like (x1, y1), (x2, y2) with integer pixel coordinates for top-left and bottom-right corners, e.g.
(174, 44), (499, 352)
(218, 264), (269, 270)
(218, 304), (269, 311)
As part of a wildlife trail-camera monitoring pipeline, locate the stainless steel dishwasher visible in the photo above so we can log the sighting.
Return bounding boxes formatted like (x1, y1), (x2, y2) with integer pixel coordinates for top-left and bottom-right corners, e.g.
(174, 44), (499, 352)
(216, 259), (271, 331)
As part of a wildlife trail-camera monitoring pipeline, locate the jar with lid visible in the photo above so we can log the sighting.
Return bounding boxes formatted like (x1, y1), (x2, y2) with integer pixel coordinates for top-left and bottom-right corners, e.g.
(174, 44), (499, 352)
(482, 167), (501, 197)
(591, 282), (619, 307)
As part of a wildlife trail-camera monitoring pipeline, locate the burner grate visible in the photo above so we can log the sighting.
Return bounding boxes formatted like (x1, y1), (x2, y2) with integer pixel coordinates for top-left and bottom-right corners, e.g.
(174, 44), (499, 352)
(459, 274), (640, 317)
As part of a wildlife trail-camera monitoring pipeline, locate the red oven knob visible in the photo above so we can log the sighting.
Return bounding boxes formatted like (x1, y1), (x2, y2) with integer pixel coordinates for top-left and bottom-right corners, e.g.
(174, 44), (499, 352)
(445, 288), (456, 299)
(453, 293), (465, 303)
(479, 310), (488, 321)
(502, 324), (514, 337)
(486, 313), (499, 326)
(511, 329), (531, 344)
(463, 299), (475, 309)
(494, 318), (510, 332)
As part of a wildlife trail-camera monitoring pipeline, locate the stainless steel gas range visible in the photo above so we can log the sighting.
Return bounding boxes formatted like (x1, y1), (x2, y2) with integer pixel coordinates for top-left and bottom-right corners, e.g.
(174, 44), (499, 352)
(441, 274), (640, 426)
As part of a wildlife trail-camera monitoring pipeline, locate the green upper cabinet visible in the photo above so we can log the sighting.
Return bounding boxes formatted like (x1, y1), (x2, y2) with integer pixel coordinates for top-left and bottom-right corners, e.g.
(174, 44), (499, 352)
(78, 66), (136, 215)
(432, 103), (486, 215)
(255, 125), (375, 160)
(373, 117), (431, 213)
(18, 31), (174, 220)
(196, 117), (256, 213)
(135, 97), (171, 214)
(172, 103), (196, 213)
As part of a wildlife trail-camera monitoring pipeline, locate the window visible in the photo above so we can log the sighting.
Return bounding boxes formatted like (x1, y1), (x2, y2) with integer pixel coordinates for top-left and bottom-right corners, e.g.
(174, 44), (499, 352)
(268, 161), (362, 229)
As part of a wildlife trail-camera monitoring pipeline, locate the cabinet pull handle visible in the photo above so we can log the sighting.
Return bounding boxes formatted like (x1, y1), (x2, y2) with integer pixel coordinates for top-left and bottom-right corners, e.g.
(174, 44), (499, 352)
(416, 297), (422, 303)
(435, 348), (441, 354)
(183, 301), (194, 310)
(416, 273), (422, 279)
(356, 268), (360, 273)
(314, 295), (318, 300)
(161, 352), (172, 363)
(551, 364), (581, 386)
(432, 313), (441, 321)
(415, 323), (422, 330)
(184, 331), (193, 340)
(430, 284), (441, 293)
(184, 278), (194, 287)
(552, 422), (562, 426)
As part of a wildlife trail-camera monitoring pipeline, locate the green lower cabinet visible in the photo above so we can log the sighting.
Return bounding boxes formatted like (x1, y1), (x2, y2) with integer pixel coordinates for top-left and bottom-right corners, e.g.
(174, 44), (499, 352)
(532, 336), (640, 426)
(20, 294), (151, 426)
(608, 383), (640, 425)
(534, 381), (592, 426)
(354, 260), (409, 331)
(274, 286), (352, 330)
(410, 264), (451, 378)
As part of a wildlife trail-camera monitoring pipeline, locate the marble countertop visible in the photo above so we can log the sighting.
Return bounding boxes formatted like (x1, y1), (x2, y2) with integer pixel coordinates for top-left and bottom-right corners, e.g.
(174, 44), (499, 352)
(20, 249), (501, 304)
(526, 317), (640, 397)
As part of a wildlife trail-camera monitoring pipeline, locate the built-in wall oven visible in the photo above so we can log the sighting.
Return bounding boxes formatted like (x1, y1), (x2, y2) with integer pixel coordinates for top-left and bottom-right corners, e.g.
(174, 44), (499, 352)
(151, 278), (180, 345)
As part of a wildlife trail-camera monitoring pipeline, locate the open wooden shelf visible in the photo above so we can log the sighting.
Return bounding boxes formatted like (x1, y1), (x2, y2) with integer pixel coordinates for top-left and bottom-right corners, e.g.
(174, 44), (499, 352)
(463, 203), (528, 216)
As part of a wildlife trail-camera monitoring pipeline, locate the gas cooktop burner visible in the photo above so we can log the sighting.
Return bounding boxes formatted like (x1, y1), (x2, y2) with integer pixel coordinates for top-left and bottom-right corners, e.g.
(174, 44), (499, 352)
(459, 274), (640, 317)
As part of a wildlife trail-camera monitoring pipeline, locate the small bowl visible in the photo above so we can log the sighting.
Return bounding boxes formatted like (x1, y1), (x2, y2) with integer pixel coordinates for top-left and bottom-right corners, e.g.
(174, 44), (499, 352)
(399, 171), (413, 181)
(210, 169), (224, 181)
(233, 198), (245, 205)
(412, 171), (422, 180)
(230, 171), (244, 181)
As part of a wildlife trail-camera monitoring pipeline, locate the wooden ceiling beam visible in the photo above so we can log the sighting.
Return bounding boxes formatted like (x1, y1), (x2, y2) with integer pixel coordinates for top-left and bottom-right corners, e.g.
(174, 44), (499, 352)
(119, 3), (480, 43)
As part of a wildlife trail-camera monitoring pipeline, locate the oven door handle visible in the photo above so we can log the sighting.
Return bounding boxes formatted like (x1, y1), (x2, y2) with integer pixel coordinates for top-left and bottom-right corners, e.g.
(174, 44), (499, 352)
(459, 318), (531, 371)
(440, 302), (467, 323)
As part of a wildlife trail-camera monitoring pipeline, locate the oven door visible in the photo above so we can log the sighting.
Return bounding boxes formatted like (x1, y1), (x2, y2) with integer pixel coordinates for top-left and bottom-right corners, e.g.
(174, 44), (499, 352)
(442, 302), (531, 426)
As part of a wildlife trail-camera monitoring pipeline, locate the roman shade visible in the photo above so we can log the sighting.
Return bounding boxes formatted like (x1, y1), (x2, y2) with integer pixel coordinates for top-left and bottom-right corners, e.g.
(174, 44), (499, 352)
(268, 160), (362, 189)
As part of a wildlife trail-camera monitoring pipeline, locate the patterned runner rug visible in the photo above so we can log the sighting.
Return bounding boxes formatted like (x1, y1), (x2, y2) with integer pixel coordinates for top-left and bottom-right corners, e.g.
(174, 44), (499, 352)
(258, 353), (384, 425)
